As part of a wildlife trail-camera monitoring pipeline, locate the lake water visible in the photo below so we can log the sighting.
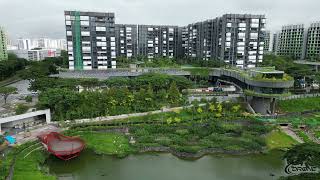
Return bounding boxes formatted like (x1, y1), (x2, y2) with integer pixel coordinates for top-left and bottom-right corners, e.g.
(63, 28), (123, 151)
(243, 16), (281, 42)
(46, 150), (287, 180)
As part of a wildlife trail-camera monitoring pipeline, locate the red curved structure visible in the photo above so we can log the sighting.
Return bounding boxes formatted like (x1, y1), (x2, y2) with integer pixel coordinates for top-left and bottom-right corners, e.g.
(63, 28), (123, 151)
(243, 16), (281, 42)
(38, 132), (85, 160)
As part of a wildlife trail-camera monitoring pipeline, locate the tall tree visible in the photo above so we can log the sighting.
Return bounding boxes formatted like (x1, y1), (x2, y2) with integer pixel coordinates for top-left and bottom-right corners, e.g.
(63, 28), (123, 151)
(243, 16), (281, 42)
(0, 87), (17, 104)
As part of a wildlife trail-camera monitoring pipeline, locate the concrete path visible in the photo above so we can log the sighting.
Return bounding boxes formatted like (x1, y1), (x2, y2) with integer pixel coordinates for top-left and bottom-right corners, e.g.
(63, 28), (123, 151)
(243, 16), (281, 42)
(280, 126), (304, 143)
(13, 124), (61, 145)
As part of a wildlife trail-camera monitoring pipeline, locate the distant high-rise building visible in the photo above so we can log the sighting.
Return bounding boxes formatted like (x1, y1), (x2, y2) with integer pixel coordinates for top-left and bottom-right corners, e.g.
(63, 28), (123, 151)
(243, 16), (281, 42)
(272, 32), (279, 54)
(264, 31), (271, 53)
(37, 38), (66, 50)
(277, 24), (305, 59)
(0, 27), (8, 61)
(138, 25), (179, 59)
(305, 22), (320, 60)
(65, 11), (116, 70)
(115, 24), (138, 58)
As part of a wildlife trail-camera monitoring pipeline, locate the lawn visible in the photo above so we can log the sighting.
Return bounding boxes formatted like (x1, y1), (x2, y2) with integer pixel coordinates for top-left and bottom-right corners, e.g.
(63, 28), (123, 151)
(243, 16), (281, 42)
(278, 97), (320, 113)
(65, 131), (134, 157)
(13, 148), (55, 180)
(265, 130), (298, 150)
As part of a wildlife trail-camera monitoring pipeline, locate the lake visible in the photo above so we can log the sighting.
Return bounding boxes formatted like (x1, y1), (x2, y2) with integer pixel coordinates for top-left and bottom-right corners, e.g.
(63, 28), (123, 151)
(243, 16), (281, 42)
(46, 150), (286, 180)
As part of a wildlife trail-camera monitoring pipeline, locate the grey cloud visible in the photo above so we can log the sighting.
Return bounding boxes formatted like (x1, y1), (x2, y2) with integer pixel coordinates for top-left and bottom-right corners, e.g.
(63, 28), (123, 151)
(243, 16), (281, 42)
(0, 0), (319, 40)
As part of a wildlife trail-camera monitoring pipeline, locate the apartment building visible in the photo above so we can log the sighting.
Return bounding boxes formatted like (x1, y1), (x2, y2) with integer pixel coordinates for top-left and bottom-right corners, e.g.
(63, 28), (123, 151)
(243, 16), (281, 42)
(65, 11), (116, 70)
(305, 22), (320, 60)
(65, 11), (266, 69)
(183, 14), (266, 68)
(0, 27), (8, 61)
(115, 24), (138, 58)
(264, 31), (271, 53)
(276, 24), (305, 59)
(9, 49), (61, 61)
(138, 25), (179, 59)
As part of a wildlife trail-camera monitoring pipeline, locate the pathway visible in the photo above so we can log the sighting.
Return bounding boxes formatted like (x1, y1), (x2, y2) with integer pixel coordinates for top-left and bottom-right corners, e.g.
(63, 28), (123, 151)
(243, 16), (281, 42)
(13, 124), (61, 145)
(280, 126), (304, 143)
(59, 104), (206, 126)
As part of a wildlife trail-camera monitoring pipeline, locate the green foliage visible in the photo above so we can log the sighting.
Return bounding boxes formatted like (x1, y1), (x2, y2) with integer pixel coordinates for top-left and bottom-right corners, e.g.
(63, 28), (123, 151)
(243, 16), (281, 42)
(278, 97), (320, 113)
(105, 73), (192, 92)
(15, 104), (29, 115)
(260, 54), (315, 78)
(19, 60), (58, 80)
(37, 86), (185, 121)
(296, 130), (313, 143)
(0, 86), (17, 104)
(284, 143), (320, 167)
(265, 130), (298, 150)
(0, 58), (28, 81)
(24, 95), (32, 103)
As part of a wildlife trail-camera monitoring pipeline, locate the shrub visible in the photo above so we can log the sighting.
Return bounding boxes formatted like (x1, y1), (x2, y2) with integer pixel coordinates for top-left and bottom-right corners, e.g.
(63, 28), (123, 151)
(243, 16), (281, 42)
(15, 104), (29, 115)
(24, 95), (32, 102)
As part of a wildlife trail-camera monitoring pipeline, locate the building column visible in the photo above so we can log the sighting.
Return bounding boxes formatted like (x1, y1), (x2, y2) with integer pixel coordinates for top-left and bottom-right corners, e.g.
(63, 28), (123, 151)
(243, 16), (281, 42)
(45, 109), (51, 124)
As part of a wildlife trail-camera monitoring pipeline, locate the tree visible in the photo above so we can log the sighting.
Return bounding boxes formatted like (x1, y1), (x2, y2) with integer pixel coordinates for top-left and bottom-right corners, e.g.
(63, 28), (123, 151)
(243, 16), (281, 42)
(280, 143), (320, 180)
(284, 143), (320, 167)
(0, 87), (17, 104)
(168, 82), (181, 106)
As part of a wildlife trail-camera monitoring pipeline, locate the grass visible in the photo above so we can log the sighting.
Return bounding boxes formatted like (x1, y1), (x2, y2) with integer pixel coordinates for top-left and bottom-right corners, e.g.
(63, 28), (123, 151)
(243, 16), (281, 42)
(64, 131), (134, 157)
(278, 97), (320, 113)
(265, 130), (298, 150)
(0, 141), (55, 180)
(13, 149), (55, 180)
(296, 130), (313, 143)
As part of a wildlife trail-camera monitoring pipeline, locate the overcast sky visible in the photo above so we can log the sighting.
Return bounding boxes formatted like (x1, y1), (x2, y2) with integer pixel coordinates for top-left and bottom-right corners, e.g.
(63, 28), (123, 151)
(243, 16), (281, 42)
(0, 0), (319, 41)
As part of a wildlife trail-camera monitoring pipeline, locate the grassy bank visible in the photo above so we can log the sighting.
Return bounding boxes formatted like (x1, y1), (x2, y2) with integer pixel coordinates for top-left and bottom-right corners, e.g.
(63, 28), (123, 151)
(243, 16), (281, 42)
(278, 97), (320, 113)
(265, 130), (298, 150)
(0, 141), (55, 180)
(64, 131), (134, 157)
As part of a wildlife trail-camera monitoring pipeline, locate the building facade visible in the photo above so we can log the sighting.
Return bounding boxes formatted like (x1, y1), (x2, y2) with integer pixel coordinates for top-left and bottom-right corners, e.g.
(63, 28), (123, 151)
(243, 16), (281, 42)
(65, 11), (266, 69)
(65, 11), (116, 70)
(0, 27), (8, 61)
(9, 49), (61, 61)
(183, 14), (266, 68)
(276, 24), (305, 59)
(305, 22), (320, 60)
(264, 31), (271, 53)
(115, 24), (138, 58)
(138, 25), (179, 59)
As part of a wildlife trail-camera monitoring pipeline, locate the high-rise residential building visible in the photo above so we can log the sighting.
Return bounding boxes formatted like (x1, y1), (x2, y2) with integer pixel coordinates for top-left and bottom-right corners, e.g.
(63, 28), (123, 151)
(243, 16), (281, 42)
(305, 22), (320, 60)
(65, 11), (116, 70)
(115, 24), (138, 58)
(272, 32), (279, 54)
(9, 49), (61, 61)
(264, 31), (271, 53)
(138, 25), (179, 59)
(276, 24), (305, 59)
(183, 14), (266, 68)
(17, 38), (38, 50)
(64, 11), (266, 69)
(0, 27), (8, 61)
(38, 38), (67, 50)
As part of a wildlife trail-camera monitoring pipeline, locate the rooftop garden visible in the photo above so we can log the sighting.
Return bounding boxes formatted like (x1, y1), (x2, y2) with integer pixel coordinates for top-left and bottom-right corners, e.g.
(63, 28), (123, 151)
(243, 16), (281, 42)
(221, 67), (294, 82)
(244, 90), (291, 98)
